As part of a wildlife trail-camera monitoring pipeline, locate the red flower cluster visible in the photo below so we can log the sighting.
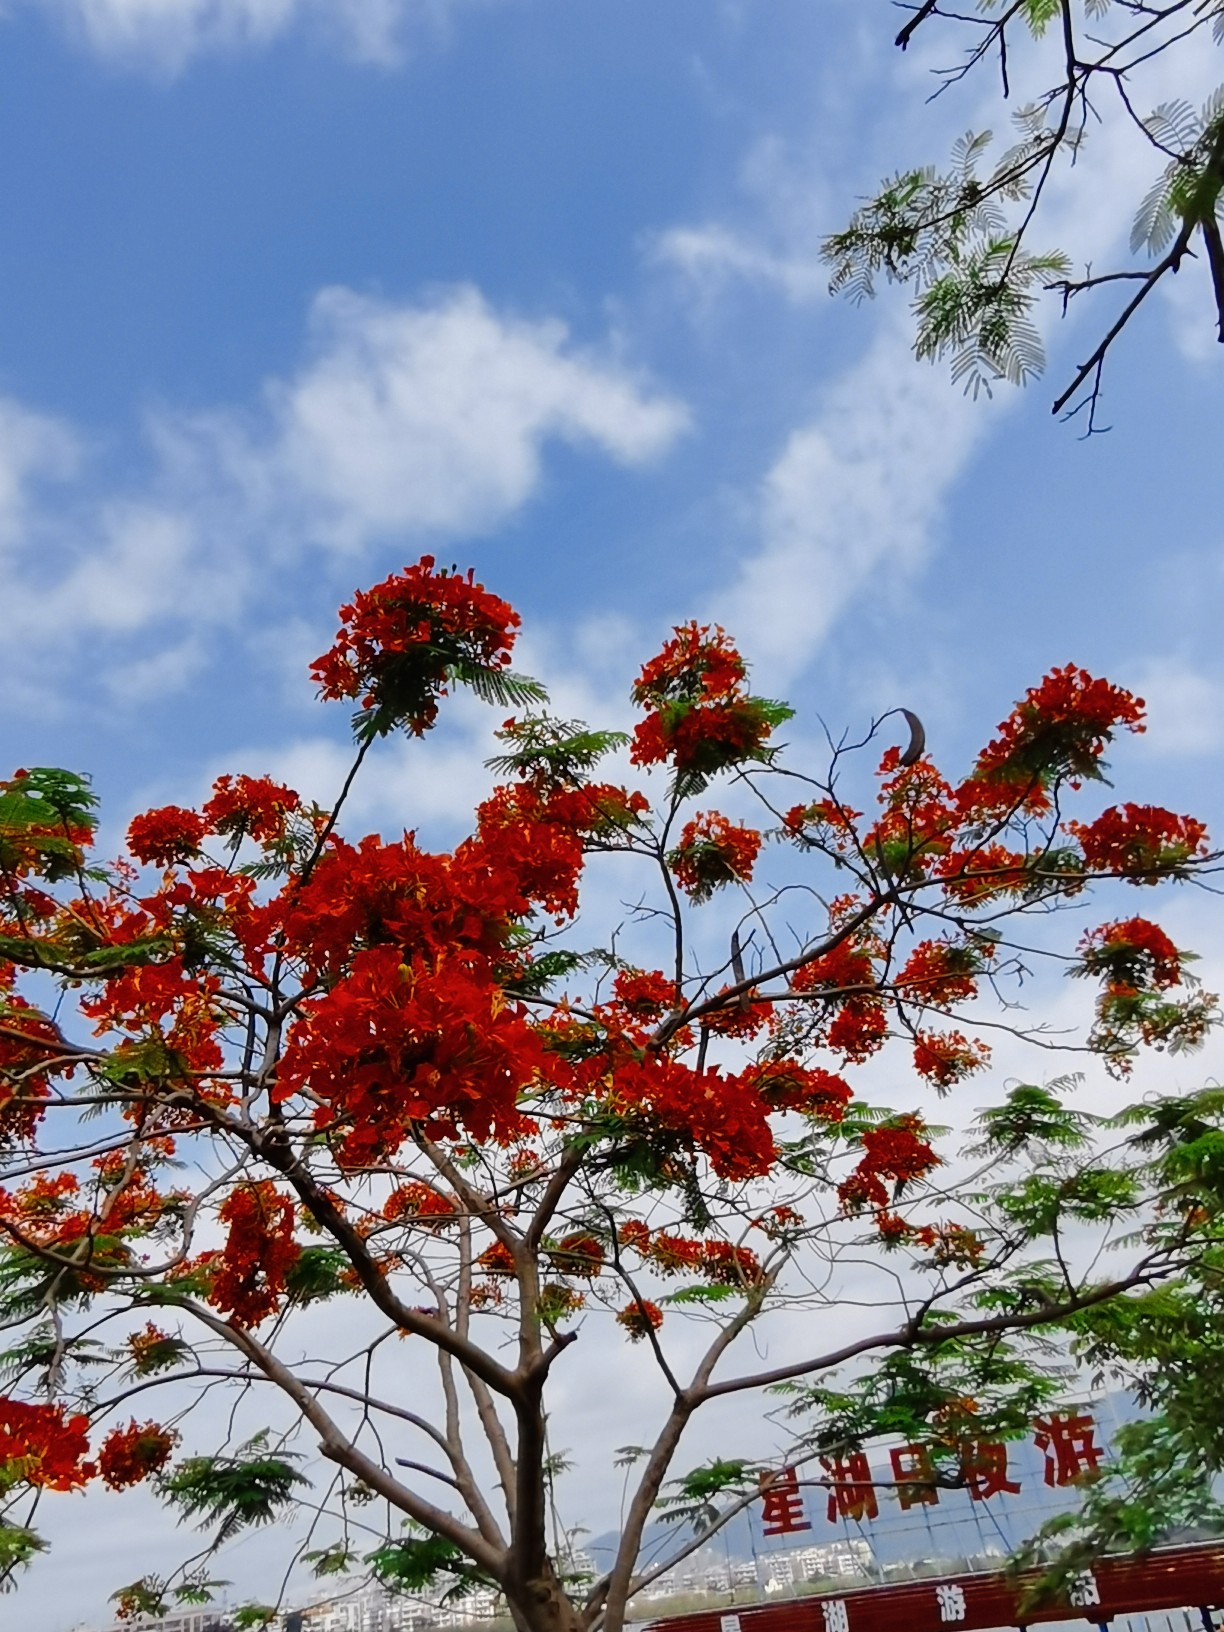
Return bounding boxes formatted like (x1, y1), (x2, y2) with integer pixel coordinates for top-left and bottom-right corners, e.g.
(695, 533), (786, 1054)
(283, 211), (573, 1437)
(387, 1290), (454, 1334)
(741, 1061), (853, 1121)
(210, 1182), (301, 1327)
(784, 799), (861, 855)
(965, 665), (1145, 813)
(97, 1421), (178, 1490)
(701, 1239), (764, 1286)
(912, 1222), (986, 1268)
(610, 969), (677, 1022)
(127, 805), (207, 867)
(1069, 804), (1209, 880)
(668, 811), (761, 901)
(383, 1181), (458, 1229)
(82, 956), (226, 1082)
(278, 946), (550, 1165)
(1078, 918), (1183, 992)
(646, 1233), (706, 1274)
(611, 1055), (777, 1179)
(617, 1219), (652, 1253)
(0, 1397), (93, 1490)
(476, 1240), (517, 1276)
(310, 557), (520, 736)
(203, 775), (301, 846)
(792, 939), (888, 1064)
(895, 939), (988, 1007)
(549, 1232), (605, 1278)
(912, 1030), (991, 1090)
(0, 996), (60, 1146)
(630, 624), (789, 776)
(839, 1116), (940, 1215)
(866, 754), (958, 875)
(616, 1299), (664, 1340)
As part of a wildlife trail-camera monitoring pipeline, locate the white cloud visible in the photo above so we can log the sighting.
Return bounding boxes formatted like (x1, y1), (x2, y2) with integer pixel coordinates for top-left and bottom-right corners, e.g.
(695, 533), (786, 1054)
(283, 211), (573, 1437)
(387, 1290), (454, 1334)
(214, 285), (689, 553)
(1132, 658), (1224, 757)
(652, 133), (833, 306)
(708, 317), (997, 684)
(0, 285), (688, 711)
(22, 0), (456, 71)
(0, 396), (79, 547)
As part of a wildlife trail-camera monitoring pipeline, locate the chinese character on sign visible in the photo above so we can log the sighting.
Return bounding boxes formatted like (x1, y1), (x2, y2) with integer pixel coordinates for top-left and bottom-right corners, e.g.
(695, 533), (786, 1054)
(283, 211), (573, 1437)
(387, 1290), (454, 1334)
(959, 1438), (1021, 1501)
(1033, 1412), (1104, 1487)
(1067, 1570), (1101, 1609)
(759, 1466), (811, 1536)
(820, 1454), (879, 1523)
(822, 1600), (850, 1632)
(891, 1444), (939, 1510)
(935, 1584), (967, 1624)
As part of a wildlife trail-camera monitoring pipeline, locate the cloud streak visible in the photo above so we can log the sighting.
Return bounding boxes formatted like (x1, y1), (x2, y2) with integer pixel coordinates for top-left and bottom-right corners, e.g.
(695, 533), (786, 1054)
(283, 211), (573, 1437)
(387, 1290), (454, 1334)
(0, 285), (688, 710)
(19, 0), (459, 71)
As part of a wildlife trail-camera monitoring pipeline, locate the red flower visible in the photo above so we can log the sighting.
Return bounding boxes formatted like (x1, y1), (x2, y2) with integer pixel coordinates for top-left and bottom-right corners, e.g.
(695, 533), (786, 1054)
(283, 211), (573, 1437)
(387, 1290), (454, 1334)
(1078, 918), (1183, 991)
(0, 1397), (93, 1490)
(610, 969), (677, 1022)
(668, 812), (762, 901)
(912, 1030), (991, 1089)
(647, 1233), (705, 1274)
(630, 624), (791, 776)
(895, 939), (990, 1007)
(839, 1116), (940, 1215)
(1068, 804), (1209, 881)
(742, 1061), (852, 1121)
(617, 1219), (652, 1253)
(476, 1240), (517, 1276)
(549, 1232), (605, 1278)
(913, 1222), (986, 1267)
(383, 1181), (458, 1228)
(311, 557), (520, 737)
(616, 1299), (664, 1341)
(203, 775), (300, 846)
(210, 1182), (300, 1327)
(701, 1240), (763, 1286)
(961, 665), (1145, 816)
(97, 1421), (178, 1490)
(126, 806), (206, 867)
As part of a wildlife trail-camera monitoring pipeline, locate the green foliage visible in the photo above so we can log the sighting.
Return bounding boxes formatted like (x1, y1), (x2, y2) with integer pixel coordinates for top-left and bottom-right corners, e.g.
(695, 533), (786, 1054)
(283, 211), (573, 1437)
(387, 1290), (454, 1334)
(832, 10), (1224, 413)
(969, 1080), (1096, 1156)
(355, 665), (548, 745)
(284, 1245), (350, 1305)
(304, 1543), (361, 1578)
(1132, 93), (1224, 255)
(487, 715), (631, 789)
(776, 1340), (1067, 1464)
(160, 1436), (306, 1544)
(234, 1605), (278, 1628)
(174, 1575), (229, 1605)
(1012, 1415), (1224, 1603)
(656, 1459), (759, 1533)
(0, 1325), (105, 1387)
(0, 1522), (47, 1589)
(0, 768), (98, 883)
(367, 1529), (494, 1600)
(503, 949), (593, 1000)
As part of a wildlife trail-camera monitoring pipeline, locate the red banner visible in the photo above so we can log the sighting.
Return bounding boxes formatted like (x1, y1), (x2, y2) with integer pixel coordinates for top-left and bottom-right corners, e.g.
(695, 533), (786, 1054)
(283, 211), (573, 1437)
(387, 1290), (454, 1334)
(642, 1542), (1224, 1632)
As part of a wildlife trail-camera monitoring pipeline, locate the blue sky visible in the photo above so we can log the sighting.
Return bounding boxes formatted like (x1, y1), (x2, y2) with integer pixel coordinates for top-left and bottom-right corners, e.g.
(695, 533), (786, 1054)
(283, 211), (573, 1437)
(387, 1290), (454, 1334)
(2, 2), (1223, 1626)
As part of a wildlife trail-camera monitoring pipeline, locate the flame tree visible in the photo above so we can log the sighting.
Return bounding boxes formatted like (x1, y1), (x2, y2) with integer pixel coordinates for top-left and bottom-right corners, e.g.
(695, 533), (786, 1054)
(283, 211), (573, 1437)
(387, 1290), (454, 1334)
(0, 557), (1220, 1628)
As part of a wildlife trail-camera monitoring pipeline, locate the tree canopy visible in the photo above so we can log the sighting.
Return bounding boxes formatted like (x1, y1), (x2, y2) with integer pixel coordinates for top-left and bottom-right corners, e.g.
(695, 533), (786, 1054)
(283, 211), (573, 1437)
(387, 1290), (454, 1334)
(0, 557), (1220, 1628)
(826, 1), (1224, 427)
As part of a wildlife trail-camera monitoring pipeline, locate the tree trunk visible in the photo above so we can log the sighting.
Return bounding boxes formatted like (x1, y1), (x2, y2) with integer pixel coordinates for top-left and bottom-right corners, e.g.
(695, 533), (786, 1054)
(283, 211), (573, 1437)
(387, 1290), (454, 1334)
(507, 1559), (585, 1632)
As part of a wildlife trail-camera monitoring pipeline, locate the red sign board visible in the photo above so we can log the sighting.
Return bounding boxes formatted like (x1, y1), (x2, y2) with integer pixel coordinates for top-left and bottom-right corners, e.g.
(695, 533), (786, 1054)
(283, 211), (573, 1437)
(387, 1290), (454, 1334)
(643, 1543), (1224, 1632)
